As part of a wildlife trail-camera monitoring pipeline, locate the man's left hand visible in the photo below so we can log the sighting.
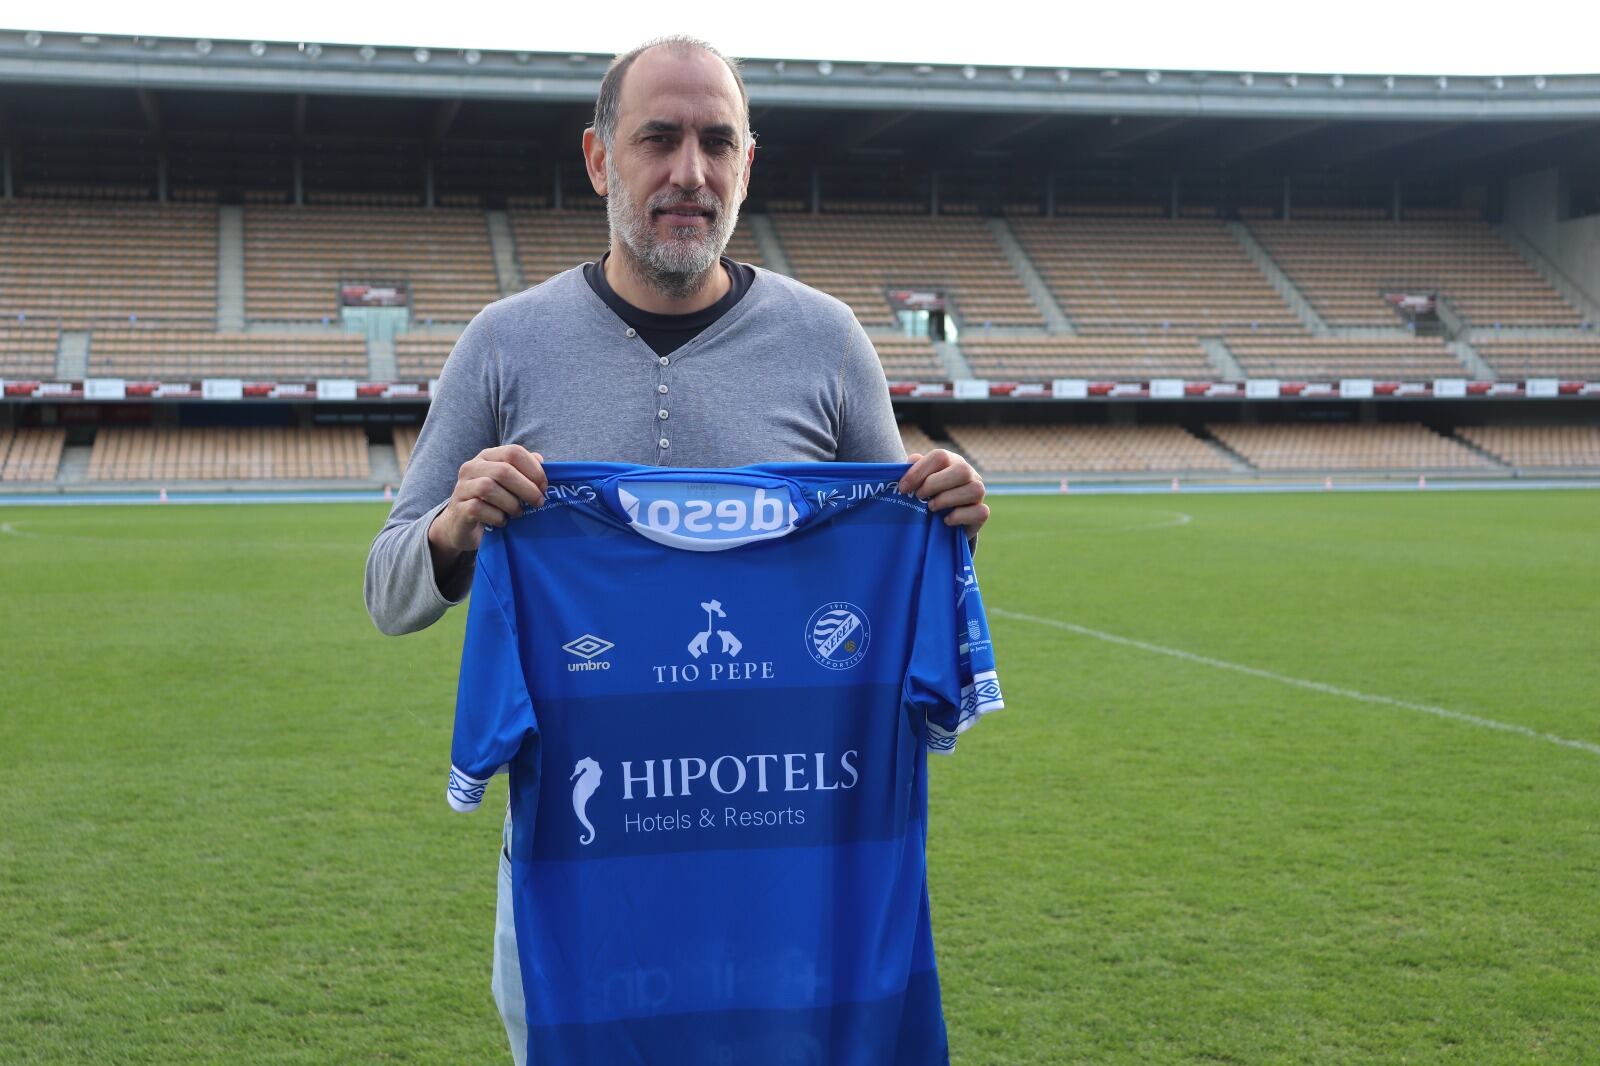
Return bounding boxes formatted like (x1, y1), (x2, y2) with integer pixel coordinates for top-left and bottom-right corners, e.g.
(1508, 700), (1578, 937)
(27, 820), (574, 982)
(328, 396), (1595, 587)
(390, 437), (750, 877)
(900, 450), (988, 537)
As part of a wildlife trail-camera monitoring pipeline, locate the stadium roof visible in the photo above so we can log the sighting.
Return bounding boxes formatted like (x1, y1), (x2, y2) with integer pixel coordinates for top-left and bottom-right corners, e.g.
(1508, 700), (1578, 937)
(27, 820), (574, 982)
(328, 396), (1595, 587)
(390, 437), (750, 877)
(4, 28), (1600, 177)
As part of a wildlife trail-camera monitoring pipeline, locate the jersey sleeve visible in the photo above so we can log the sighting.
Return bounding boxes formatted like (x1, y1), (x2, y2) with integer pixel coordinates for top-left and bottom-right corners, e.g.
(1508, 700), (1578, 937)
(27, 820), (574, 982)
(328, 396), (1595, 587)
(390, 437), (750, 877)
(905, 526), (1004, 754)
(446, 532), (536, 811)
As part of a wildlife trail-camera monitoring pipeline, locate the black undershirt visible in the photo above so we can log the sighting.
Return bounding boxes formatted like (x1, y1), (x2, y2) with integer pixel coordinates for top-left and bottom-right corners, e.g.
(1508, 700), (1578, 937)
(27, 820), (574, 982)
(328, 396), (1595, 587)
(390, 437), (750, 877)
(584, 254), (755, 357)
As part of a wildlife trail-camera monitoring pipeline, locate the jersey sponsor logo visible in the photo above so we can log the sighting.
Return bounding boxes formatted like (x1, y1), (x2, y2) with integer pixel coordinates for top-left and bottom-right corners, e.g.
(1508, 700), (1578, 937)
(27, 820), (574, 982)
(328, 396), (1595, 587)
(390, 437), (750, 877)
(655, 598), (776, 684)
(815, 480), (905, 511)
(686, 599), (741, 659)
(806, 601), (870, 670)
(586, 751), (860, 838)
(562, 633), (615, 672)
(546, 483), (598, 503)
(617, 481), (799, 551)
(571, 757), (603, 845)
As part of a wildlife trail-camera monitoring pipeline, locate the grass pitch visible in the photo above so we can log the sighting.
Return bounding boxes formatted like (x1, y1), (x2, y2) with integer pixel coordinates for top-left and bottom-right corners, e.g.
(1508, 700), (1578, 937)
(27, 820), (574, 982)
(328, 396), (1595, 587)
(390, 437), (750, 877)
(2, 489), (1597, 1063)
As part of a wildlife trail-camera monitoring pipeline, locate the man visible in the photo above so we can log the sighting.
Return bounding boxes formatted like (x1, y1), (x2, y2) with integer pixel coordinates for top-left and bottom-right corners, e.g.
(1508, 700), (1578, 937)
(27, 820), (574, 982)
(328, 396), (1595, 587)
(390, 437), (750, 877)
(364, 35), (989, 1061)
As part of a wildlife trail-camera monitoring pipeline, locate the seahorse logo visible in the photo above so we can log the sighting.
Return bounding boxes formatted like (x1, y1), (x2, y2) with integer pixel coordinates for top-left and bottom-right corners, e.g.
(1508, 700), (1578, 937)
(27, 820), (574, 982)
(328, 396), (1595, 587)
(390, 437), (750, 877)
(571, 757), (603, 845)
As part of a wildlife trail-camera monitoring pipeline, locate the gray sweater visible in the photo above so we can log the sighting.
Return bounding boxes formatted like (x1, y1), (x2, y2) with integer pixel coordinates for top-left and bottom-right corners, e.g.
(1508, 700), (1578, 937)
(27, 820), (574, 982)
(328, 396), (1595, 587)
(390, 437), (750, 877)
(364, 264), (906, 636)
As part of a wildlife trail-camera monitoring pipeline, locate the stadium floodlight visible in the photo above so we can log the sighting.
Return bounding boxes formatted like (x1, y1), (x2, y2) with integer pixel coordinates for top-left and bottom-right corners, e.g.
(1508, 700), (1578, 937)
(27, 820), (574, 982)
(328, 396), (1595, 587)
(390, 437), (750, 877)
(962, 65), (977, 80)
(1010, 66), (1025, 81)
(195, 39), (213, 56)
(1239, 72), (1254, 87)
(773, 60), (786, 74)
(464, 50), (481, 65)
(1436, 76), (1448, 90)
(23, 31), (41, 47)
(1384, 75), (1396, 91)
(304, 43), (322, 59)
(914, 64), (933, 75)
(1146, 70), (1161, 85)
(414, 48), (430, 63)
(140, 37), (158, 49)
(1533, 75), (1547, 89)
(1100, 69), (1121, 79)
(1330, 74), (1345, 88)
(818, 61), (833, 75)
(1284, 74), (1298, 88)
(358, 45), (376, 62)
(80, 35), (100, 46)
(250, 41), (267, 58)
(1055, 69), (1071, 83)
(1492, 75), (1505, 89)
(515, 52), (531, 63)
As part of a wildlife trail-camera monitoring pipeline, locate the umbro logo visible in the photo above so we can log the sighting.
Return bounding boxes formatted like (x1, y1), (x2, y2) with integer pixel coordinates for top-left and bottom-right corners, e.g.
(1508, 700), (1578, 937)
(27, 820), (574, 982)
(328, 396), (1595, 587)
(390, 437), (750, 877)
(563, 634), (614, 672)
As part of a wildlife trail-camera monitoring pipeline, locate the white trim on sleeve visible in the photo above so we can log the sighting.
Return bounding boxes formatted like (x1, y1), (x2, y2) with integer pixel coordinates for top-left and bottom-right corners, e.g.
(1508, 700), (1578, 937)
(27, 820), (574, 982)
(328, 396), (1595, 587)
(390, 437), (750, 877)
(447, 765), (492, 812)
(928, 670), (1004, 754)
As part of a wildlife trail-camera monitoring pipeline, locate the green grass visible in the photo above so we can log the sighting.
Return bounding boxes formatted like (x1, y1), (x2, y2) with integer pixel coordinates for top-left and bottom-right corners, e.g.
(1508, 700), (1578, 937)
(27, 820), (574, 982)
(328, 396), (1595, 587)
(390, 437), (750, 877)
(2, 491), (1597, 1063)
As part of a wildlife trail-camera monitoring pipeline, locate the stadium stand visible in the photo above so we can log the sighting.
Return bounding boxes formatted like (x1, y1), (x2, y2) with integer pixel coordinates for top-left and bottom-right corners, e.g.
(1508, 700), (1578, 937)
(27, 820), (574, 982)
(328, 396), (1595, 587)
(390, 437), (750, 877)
(1248, 220), (1582, 328)
(772, 214), (1041, 328)
(1225, 337), (1466, 380)
(88, 331), (369, 379)
(0, 326), (61, 378)
(510, 210), (765, 289)
(872, 337), (945, 379)
(1208, 423), (1492, 470)
(962, 336), (1213, 380)
(0, 201), (217, 328)
(244, 206), (499, 323)
(947, 424), (1233, 474)
(393, 426), (420, 474)
(86, 427), (371, 481)
(1455, 425), (1600, 468)
(394, 335), (459, 379)
(898, 422), (939, 458)
(510, 210), (608, 287)
(1470, 338), (1600, 379)
(1008, 217), (1302, 336)
(0, 428), (67, 482)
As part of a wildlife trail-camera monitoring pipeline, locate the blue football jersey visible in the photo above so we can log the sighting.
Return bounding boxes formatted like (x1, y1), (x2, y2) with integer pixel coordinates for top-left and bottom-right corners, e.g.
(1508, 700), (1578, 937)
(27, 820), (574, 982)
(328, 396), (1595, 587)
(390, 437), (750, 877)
(447, 462), (1003, 1065)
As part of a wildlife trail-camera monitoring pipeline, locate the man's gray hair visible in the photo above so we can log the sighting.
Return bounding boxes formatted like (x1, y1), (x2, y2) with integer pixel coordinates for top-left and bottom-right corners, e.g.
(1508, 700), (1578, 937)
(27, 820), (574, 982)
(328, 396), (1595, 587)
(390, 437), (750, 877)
(591, 36), (753, 149)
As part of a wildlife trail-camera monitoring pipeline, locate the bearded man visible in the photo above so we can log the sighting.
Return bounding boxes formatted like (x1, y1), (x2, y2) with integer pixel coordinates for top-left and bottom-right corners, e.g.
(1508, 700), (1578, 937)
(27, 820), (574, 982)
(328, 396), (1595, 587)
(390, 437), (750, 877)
(364, 35), (988, 1063)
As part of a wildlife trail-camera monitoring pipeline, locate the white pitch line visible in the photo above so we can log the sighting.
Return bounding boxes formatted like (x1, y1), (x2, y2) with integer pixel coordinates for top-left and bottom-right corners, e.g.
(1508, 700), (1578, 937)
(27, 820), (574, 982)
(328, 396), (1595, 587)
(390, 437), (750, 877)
(991, 607), (1600, 759)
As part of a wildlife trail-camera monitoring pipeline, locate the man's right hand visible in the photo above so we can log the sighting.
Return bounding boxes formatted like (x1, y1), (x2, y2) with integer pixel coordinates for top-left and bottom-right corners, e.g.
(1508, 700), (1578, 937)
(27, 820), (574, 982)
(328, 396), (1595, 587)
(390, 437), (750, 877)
(427, 445), (548, 579)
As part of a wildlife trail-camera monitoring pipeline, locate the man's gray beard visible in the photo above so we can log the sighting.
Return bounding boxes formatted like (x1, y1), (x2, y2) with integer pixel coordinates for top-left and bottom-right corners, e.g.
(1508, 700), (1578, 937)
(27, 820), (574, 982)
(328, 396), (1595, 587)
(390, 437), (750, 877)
(606, 158), (740, 301)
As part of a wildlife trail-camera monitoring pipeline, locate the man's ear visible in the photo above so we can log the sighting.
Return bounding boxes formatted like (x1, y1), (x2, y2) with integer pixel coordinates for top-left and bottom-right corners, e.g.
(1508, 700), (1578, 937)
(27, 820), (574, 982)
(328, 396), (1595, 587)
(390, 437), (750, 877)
(738, 142), (755, 202)
(582, 127), (608, 196)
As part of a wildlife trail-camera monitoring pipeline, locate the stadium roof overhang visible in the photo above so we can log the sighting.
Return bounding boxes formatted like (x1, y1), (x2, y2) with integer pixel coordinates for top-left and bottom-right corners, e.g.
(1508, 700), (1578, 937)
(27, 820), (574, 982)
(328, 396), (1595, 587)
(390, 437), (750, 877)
(5, 29), (1600, 177)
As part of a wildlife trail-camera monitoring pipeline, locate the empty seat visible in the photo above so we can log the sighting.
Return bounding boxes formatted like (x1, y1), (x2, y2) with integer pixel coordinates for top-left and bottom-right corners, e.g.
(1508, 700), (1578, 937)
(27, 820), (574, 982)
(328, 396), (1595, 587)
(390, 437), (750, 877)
(1208, 423), (1490, 471)
(945, 424), (1232, 474)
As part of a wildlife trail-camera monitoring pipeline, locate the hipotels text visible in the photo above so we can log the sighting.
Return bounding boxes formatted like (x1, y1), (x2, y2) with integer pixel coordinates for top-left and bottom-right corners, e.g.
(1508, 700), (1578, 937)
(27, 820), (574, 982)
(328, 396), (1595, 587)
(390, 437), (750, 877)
(619, 751), (861, 800)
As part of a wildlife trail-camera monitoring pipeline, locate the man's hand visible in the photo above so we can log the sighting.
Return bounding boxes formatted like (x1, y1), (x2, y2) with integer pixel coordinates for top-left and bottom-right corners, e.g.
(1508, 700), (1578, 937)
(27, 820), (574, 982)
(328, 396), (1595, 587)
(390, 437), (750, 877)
(900, 449), (988, 537)
(428, 445), (548, 576)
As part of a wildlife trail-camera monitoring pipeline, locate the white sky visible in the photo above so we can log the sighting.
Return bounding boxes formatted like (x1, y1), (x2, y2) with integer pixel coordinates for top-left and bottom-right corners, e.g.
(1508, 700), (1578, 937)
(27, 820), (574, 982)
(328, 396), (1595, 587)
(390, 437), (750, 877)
(14, 0), (1596, 76)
